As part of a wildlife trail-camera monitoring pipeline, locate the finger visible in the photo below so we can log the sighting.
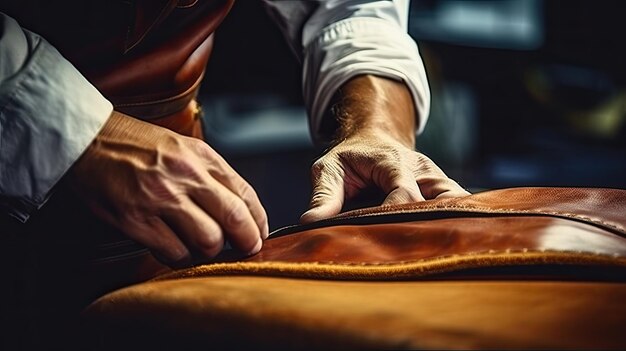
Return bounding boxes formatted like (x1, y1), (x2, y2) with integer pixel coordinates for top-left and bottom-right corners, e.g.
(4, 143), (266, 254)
(411, 156), (470, 199)
(300, 159), (345, 224)
(190, 140), (269, 240)
(380, 169), (426, 206)
(191, 177), (262, 255)
(211, 171), (268, 240)
(431, 179), (471, 199)
(162, 197), (226, 259)
(126, 215), (192, 268)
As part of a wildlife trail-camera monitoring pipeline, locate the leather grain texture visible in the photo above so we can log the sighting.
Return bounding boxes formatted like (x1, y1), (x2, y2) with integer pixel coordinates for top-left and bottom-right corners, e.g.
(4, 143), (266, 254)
(83, 187), (626, 349)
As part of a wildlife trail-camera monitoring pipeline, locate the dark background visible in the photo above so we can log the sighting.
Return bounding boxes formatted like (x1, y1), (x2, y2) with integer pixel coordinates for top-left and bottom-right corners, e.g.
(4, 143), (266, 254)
(199, 0), (626, 230)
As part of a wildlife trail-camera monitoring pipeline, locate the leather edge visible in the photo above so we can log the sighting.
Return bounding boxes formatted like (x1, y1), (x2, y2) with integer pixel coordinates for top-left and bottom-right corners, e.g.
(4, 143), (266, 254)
(153, 251), (626, 282)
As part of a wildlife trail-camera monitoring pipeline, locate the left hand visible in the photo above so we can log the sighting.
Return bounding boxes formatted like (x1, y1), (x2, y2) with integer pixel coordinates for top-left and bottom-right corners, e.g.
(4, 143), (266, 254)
(300, 131), (469, 223)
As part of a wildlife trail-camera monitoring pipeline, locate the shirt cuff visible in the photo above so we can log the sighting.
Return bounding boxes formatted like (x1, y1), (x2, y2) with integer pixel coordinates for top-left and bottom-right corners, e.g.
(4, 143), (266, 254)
(303, 17), (430, 144)
(0, 37), (112, 222)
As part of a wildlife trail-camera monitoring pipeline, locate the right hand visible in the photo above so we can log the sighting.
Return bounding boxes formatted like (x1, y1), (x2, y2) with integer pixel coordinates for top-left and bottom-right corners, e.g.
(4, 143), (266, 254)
(69, 111), (268, 267)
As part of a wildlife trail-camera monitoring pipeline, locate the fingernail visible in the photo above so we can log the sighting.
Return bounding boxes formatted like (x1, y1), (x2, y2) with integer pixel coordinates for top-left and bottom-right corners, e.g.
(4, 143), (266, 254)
(247, 238), (262, 256)
(300, 209), (316, 224)
(300, 207), (319, 223)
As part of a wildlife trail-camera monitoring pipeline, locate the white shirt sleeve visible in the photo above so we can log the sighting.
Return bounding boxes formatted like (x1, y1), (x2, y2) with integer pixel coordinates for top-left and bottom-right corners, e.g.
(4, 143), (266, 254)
(0, 13), (112, 222)
(262, 0), (430, 144)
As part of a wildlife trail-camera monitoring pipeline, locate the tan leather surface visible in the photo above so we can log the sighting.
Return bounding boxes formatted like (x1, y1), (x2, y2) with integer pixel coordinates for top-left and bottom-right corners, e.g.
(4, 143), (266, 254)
(84, 276), (626, 350)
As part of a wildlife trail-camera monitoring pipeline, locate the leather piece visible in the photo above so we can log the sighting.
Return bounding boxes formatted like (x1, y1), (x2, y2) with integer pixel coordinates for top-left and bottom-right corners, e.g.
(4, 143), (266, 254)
(156, 187), (626, 281)
(83, 277), (626, 350)
(253, 217), (626, 264)
(90, 1), (231, 105)
(82, 187), (626, 349)
(108, 37), (212, 121)
(292, 187), (626, 236)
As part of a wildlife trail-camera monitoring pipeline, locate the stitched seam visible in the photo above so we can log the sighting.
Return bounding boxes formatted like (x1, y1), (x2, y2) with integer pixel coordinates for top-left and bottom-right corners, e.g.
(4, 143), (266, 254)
(155, 251), (626, 281)
(125, 1), (175, 53)
(312, 17), (403, 47)
(296, 249), (623, 266)
(335, 206), (624, 233)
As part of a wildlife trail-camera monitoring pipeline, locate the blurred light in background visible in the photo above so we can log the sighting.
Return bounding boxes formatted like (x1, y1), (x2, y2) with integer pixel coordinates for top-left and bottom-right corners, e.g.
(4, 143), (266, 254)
(410, 0), (543, 50)
(409, 0), (626, 192)
(202, 94), (312, 155)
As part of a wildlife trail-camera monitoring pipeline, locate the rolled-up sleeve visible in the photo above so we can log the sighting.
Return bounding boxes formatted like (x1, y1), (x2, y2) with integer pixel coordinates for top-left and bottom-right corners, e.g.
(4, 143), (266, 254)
(0, 13), (112, 222)
(262, 0), (430, 144)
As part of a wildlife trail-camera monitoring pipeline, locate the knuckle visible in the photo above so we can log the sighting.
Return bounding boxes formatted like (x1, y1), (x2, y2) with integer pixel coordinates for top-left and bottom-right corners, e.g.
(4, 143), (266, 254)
(386, 147), (402, 162)
(185, 136), (207, 151)
(312, 156), (338, 172)
(195, 231), (224, 258)
(414, 157), (442, 176)
(224, 199), (249, 229)
(312, 159), (343, 182)
(311, 190), (331, 202)
(309, 189), (335, 208)
(190, 139), (220, 163)
(161, 152), (200, 174)
(223, 168), (241, 183)
(238, 182), (258, 204)
(311, 158), (326, 175)
(415, 152), (434, 163)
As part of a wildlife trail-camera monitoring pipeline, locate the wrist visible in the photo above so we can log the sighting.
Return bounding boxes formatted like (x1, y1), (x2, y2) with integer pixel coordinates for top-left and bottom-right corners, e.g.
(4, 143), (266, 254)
(328, 75), (417, 149)
(343, 124), (415, 148)
(71, 111), (168, 177)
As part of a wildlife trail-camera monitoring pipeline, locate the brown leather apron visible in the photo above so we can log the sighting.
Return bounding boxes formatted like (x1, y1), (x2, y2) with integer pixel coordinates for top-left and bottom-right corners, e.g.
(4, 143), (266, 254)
(4, 0), (235, 138)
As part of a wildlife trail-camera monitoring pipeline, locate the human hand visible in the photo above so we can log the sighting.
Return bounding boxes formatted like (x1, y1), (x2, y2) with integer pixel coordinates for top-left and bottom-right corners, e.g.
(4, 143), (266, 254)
(69, 111), (268, 267)
(300, 132), (470, 223)
(300, 74), (469, 223)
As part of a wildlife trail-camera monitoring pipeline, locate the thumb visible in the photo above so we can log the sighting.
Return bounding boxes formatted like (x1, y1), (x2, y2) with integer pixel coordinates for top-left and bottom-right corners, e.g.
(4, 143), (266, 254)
(300, 160), (345, 224)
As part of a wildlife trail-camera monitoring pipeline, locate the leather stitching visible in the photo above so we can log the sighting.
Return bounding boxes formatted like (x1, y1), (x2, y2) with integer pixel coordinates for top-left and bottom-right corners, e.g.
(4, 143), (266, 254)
(335, 206), (625, 234)
(155, 250), (626, 281)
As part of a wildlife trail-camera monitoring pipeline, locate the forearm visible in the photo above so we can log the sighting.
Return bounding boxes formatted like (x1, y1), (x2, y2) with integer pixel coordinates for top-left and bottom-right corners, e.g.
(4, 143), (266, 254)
(327, 75), (416, 149)
(263, 0), (429, 145)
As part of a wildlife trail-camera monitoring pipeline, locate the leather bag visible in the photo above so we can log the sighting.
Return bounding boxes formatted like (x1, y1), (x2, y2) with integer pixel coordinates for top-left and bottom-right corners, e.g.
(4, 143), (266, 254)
(82, 187), (626, 350)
